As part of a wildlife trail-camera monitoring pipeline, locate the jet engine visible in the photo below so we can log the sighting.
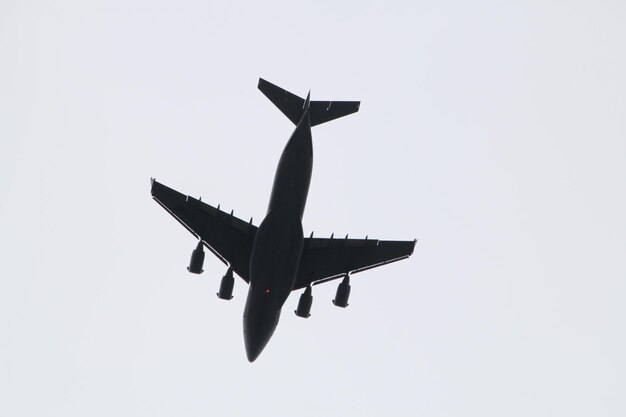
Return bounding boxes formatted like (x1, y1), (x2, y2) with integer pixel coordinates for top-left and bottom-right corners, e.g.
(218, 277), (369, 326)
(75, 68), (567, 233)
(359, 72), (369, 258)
(187, 240), (205, 274)
(217, 267), (234, 300)
(332, 275), (351, 308)
(295, 286), (313, 318)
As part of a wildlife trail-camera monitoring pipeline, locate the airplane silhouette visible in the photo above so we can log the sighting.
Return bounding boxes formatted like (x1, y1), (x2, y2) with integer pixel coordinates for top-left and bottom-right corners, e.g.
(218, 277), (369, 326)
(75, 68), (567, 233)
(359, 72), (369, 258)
(151, 78), (416, 361)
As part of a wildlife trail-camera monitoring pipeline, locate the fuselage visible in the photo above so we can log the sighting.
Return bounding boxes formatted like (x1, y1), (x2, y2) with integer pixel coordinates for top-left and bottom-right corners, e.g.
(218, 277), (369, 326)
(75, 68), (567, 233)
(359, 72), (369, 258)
(243, 111), (313, 362)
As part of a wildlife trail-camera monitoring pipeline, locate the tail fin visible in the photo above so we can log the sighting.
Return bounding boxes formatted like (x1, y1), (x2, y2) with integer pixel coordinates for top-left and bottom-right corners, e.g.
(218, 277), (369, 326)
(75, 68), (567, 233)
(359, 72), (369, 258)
(258, 78), (360, 126)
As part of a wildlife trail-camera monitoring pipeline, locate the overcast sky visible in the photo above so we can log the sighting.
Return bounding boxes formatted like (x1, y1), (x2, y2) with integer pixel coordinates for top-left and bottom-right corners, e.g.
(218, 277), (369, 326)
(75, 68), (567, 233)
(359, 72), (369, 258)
(1, 1), (625, 416)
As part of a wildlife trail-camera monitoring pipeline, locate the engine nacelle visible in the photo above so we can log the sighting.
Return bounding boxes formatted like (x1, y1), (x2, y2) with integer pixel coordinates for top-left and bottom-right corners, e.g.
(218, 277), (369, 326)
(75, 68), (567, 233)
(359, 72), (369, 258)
(295, 286), (313, 318)
(333, 276), (351, 308)
(217, 267), (234, 300)
(187, 241), (205, 274)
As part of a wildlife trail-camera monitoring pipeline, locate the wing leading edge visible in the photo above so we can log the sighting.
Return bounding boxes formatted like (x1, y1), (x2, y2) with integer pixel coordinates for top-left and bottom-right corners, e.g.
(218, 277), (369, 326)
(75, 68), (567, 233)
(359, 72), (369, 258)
(150, 179), (256, 282)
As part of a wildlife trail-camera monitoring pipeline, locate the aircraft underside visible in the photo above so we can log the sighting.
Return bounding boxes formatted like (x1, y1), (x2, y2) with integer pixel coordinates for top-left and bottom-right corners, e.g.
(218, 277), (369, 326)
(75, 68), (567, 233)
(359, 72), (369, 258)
(151, 78), (416, 361)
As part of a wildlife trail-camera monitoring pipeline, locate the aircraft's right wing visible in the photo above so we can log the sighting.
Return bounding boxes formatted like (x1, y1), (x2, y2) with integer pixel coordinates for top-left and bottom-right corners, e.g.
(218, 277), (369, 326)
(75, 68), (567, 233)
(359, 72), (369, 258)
(150, 179), (256, 281)
(293, 237), (417, 290)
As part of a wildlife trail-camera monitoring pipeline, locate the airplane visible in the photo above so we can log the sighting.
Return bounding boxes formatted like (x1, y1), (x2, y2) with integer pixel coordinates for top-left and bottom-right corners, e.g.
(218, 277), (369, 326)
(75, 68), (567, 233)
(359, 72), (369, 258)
(150, 78), (416, 362)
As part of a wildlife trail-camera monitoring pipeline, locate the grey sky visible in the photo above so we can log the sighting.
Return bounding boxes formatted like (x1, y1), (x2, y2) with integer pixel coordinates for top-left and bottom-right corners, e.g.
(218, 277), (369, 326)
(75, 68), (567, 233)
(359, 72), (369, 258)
(1, 1), (625, 416)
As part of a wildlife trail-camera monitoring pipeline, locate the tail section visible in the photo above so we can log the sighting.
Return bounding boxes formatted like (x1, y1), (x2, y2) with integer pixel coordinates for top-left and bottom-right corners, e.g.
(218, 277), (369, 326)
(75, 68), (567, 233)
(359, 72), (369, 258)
(258, 78), (360, 126)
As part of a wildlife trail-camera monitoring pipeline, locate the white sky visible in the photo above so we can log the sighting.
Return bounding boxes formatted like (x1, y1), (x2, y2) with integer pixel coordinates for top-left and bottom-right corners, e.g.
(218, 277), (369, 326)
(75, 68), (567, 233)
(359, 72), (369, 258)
(1, 1), (625, 416)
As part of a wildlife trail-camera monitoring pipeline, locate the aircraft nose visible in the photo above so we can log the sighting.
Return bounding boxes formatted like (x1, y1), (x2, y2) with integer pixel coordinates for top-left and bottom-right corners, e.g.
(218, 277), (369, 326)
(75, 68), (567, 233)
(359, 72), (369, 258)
(242, 286), (282, 362)
(245, 337), (263, 362)
(243, 308), (279, 362)
(244, 324), (272, 362)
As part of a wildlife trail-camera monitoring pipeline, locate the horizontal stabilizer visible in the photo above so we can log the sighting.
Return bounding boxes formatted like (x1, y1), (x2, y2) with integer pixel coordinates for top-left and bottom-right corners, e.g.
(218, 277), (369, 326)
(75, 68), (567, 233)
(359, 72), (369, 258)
(258, 78), (359, 126)
(258, 78), (304, 124)
(309, 100), (360, 127)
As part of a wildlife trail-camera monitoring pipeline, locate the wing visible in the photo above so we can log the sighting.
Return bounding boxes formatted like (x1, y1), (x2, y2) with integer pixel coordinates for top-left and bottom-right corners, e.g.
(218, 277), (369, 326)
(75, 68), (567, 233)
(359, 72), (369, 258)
(293, 236), (417, 290)
(150, 179), (256, 282)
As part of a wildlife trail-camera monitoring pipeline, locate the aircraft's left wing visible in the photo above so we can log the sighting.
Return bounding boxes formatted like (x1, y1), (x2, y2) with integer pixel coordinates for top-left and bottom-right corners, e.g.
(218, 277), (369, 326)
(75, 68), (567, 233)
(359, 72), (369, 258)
(293, 236), (416, 290)
(150, 179), (256, 282)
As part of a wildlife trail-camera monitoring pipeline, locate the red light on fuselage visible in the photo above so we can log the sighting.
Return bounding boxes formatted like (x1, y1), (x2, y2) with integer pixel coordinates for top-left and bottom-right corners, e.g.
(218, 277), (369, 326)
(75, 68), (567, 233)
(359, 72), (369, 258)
(265, 288), (270, 294)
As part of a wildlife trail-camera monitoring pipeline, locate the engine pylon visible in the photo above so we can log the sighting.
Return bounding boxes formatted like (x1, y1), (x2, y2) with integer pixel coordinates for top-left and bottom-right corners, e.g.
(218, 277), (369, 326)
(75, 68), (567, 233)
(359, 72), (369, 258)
(187, 240), (205, 274)
(217, 267), (234, 300)
(333, 275), (351, 308)
(295, 286), (313, 318)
